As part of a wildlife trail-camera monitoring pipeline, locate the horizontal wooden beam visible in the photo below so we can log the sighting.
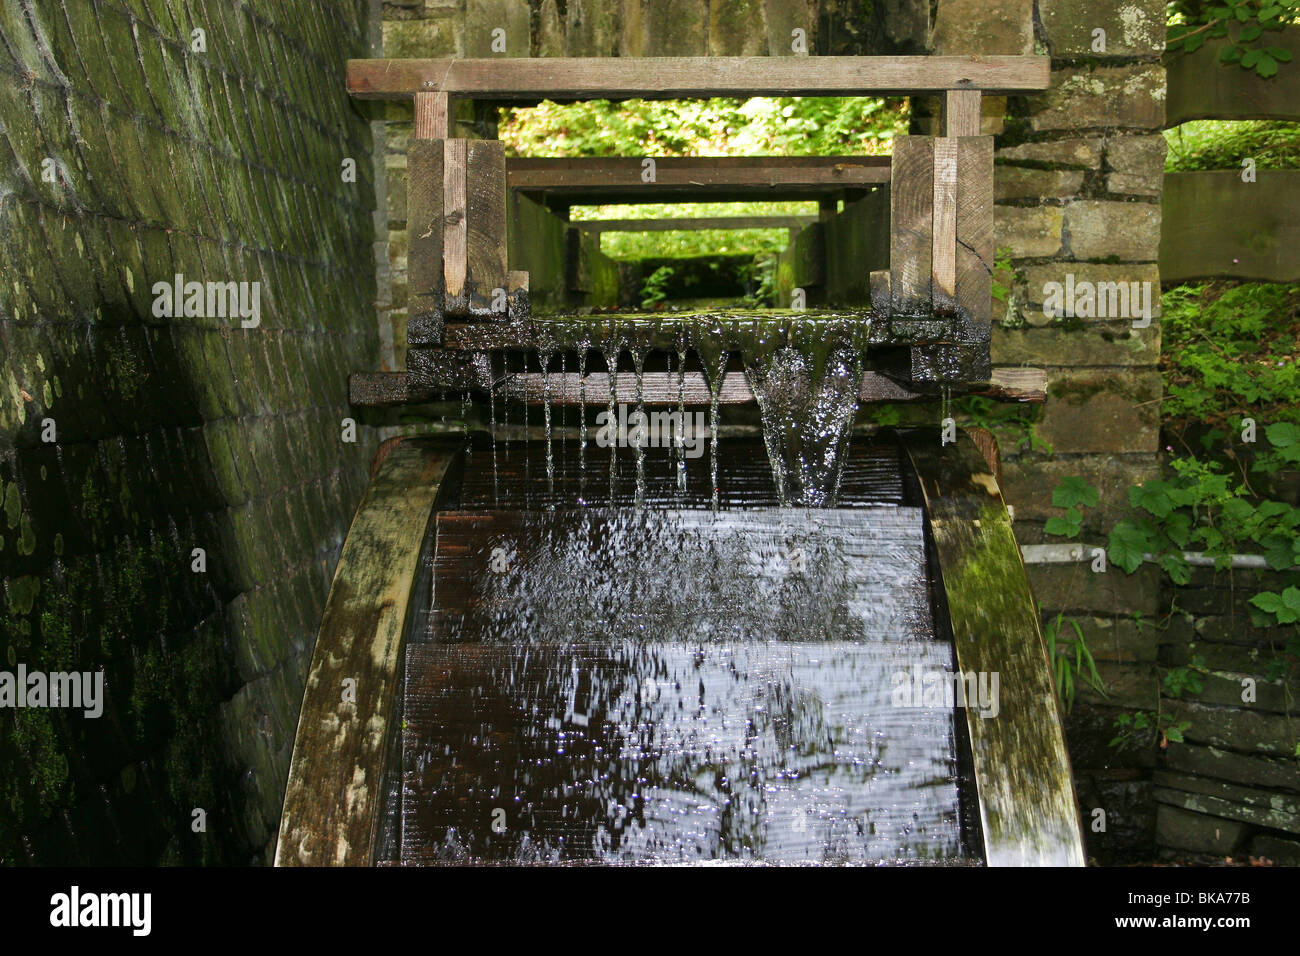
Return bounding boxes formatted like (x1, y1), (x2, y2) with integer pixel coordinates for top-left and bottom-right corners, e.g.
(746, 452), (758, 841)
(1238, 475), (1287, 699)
(351, 367), (1045, 406)
(508, 155), (889, 205)
(574, 215), (817, 232)
(347, 56), (1051, 101)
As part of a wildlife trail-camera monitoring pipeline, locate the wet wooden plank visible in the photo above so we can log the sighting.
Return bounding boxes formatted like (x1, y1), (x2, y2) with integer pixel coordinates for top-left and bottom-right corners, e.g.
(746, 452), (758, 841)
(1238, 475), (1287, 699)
(955, 136), (994, 324)
(901, 430), (1086, 867)
(931, 137), (958, 313)
(407, 139), (446, 345)
(347, 55), (1052, 100)
(890, 136), (933, 316)
(275, 438), (463, 867)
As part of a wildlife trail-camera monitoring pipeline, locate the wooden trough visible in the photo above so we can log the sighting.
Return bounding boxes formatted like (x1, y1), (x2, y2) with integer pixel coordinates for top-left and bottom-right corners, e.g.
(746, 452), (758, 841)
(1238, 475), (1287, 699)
(344, 54), (1050, 404)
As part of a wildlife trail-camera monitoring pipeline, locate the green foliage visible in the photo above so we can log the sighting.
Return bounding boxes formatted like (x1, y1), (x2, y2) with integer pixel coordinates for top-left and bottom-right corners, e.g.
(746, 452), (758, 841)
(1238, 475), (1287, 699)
(499, 96), (907, 159)
(1251, 586), (1300, 623)
(1165, 120), (1300, 171)
(639, 265), (677, 309)
(1167, 0), (1300, 77)
(1045, 608), (1106, 713)
(501, 96), (906, 260)
(990, 247), (1015, 305)
(1160, 283), (1300, 433)
(1164, 655), (1208, 698)
(1110, 710), (1192, 752)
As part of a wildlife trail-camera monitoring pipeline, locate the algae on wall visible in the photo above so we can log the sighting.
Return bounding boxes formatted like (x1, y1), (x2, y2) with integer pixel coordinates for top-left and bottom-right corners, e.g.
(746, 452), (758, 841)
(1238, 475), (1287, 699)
(0, 0), (380, 863)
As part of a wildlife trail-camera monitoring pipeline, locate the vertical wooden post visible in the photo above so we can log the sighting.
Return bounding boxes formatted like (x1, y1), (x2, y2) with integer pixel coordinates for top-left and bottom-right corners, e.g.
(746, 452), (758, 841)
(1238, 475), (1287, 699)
(931, 137), (958, 313)
(889, 136), (934, 316)
(414, 92), (450, 140)
(943, 90), (982, 137)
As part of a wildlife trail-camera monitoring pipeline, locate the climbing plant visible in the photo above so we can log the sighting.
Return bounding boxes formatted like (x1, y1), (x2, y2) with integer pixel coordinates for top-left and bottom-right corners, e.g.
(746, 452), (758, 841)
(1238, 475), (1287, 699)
(1167, 0), (1300, 77)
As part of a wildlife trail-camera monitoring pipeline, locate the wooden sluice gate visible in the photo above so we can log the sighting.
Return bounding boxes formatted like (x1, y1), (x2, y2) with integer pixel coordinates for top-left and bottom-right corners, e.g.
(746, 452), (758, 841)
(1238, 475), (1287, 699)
(275, 53), (1086, 866)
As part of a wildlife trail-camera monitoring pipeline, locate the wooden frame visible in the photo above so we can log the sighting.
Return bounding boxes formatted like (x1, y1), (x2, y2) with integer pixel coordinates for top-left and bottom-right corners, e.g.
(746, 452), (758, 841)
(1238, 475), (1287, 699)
(348, 55), (1050, 100)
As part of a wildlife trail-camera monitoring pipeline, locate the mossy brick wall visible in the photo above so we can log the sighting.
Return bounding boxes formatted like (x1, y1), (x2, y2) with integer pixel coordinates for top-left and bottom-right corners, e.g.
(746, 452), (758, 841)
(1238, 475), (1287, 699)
(0, 0), (379, 864)
(1153, 567), (1300, 864)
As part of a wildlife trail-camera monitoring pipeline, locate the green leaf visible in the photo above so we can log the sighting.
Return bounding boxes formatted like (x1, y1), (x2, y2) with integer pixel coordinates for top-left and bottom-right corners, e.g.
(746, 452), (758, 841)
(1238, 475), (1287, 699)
(1045, 509), (1082, 538)
(1259, 535), (1297, 571)
(1267, 47), (1293, 62)
(1159, 551), (1192, 585)
(1130, 481), (1176, 518)
(1109, 522), (1150, 574)
(1257, 55), (1280, 77)
(1242, 48), (1263, 67)
(1240, 24), (1263, 40)
(1052, 475), (1100, 510)
(1265, 422), (1300, 448)
(1221, 43), (1243, 63)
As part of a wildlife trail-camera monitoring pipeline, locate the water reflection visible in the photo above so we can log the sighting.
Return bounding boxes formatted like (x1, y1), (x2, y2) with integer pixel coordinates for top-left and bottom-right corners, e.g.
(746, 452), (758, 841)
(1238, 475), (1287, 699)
(402, 506), (970, 865)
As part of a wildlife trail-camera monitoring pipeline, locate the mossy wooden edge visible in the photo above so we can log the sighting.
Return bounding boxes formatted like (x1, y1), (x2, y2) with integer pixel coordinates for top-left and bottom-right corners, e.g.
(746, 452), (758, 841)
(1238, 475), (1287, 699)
(275, 438), (463, 866)
(900, 429), (1086, 866)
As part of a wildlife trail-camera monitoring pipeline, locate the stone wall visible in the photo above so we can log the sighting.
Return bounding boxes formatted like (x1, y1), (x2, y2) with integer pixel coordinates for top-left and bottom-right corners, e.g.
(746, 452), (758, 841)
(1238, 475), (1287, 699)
(0, 0), (379, 864)
(954, 0), (1169, 862)
(1155, 567), (1300, 863)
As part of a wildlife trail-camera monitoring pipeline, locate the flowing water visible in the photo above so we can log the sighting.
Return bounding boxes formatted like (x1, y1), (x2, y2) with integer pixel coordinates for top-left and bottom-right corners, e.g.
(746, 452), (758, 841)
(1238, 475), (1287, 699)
(396, 438), (979, 865)
(746, 344), (865, 508)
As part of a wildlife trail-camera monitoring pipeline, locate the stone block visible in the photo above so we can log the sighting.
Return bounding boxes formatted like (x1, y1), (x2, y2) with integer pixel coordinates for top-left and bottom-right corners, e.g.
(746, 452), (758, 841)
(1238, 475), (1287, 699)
(1029, 65), (1166, 132)
(1156, 805), (1246, 856)
(1105, 133), (1167, 197)
(931, 0), (1032, 55)
(995, 167), (1085, 201)
(994, 205), (1064, 257)
(382, 16), (462, 57)
(1064, 200), (1161, 261)
(1038, 0), (1165, 58)
(1037, 369), (1161, 454)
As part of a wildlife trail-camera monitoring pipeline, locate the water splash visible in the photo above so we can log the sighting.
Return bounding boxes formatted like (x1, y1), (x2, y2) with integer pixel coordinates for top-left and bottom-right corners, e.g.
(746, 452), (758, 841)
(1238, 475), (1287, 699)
(745, 338), (866, 508)
(675, 340), (688, 494)
(539, 346), (554, 495)
(601, 336), (622, 503)
(631, 342), (649, 509)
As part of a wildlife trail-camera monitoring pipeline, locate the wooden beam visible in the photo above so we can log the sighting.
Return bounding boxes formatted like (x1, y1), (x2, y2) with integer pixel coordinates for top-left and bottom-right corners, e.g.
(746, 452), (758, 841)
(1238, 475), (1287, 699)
(890, 136), (933, 315)
(443, 139), (509, 317)
(507, 156), (889, 205)
(943, 90), (982, 136)
(955, 136), (994, 324)
(347, 56), (1052, 100)
(414, 91), (449, 139)
(482, 368), (1045, 405)
(573, 215), (817, 232)
(407, 139), (445, 345)
(275, 439), (462, 866)
(1165, 27), (1300, 125)
(931, 138), (958, 313)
